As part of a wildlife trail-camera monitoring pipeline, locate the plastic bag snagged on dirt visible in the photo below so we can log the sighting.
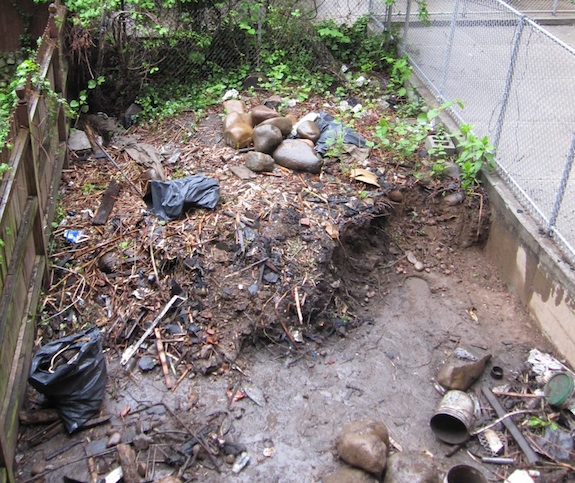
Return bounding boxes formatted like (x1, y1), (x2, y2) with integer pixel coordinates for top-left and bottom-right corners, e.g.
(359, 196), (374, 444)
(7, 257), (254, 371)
(147, 175), (220, 221)
(28, 327), (107, 433)
(314, 111), (367, 155)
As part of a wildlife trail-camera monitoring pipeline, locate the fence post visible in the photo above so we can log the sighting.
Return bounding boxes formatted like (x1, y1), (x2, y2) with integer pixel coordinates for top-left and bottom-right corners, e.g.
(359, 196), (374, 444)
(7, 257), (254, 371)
(15, 86), (29, 128)
(546, 131), (575, 235)
(48, 4), (58, 39)
(552, 0), (559, 15)
(402, 0), (411, 53)
(493, 15), (525, 149)
(440, 0), (460, 96)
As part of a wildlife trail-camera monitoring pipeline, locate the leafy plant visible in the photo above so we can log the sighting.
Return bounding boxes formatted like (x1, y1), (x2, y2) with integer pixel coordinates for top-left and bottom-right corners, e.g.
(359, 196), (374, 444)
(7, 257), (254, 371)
(454, 123), (495, 190)
(383, 55), (412, 96)
(68, 75), (105, 123)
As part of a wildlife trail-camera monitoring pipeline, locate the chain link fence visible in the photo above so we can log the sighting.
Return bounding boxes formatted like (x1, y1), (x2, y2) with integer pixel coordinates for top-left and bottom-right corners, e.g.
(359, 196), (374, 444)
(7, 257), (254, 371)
(386, 0), (575, 265)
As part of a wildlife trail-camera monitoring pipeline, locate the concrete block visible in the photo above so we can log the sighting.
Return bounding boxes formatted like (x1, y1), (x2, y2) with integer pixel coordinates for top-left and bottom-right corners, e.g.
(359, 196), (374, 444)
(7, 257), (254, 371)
(425, 135), (456, 158)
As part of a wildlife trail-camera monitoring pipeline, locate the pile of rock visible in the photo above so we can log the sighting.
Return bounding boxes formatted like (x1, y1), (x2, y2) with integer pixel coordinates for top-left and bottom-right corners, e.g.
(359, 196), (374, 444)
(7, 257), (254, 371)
(324, 419), (439, 483)
(222, 97), (323, 174)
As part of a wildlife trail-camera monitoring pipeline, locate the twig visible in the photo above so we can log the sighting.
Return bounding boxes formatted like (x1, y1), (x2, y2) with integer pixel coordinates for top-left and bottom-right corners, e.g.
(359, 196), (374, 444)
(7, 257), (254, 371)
(224, 257), (269, 279)
(470, 409), (538, 436)
(294, 286), (304, 325)
(155, 328), (173, 389)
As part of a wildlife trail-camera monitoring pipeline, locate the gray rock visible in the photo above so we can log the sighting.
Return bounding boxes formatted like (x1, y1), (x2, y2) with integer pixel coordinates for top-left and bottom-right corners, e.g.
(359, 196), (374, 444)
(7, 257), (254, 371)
(138, 355), (157, 372)
(251, 105), (280, 125)
(230, 165), (257, 180)
(323, 466), (378, 483)
(273, 139), (322, 174)
(383, 452), (439, 483)
(133, 434), (153, 451)
(444, 191), (465, 206)
(443, 161), (462, 179)
(296, 120), (321, 142)
(253, 124), (283, 154)
(107, 432), (122, 447)
(68, 129), (92, 152)
(245, 151), (275, 172)
(263, 95), (282, 110)
(259, 116), (293, 137)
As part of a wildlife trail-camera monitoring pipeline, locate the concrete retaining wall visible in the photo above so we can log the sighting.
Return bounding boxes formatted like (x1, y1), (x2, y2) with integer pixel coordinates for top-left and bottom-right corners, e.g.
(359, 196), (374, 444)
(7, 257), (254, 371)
(485, 173), (575, 367)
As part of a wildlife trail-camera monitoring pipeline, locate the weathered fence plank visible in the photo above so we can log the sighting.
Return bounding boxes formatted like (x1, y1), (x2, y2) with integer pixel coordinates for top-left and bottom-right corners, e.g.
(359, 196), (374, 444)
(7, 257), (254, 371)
(0, 3), (67, 480)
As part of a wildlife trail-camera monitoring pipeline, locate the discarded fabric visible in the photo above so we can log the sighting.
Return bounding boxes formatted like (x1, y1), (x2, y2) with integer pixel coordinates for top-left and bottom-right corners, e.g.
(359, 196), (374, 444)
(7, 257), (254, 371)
(147, 175), (220, 221)
(28, 327), (107, 433)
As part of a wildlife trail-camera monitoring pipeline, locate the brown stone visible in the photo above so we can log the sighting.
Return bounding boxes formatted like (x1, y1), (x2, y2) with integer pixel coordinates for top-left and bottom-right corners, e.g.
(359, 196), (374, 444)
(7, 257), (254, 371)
(340, 419), (390, 448)
(251, 105), (280, 125)
(297, 120), (321, 142)
(223, 99), (245, 114)
(260, 116), (293, 137)
(383, 452), (439, 483)
(323, 466), (378, 483)
(223, 112), (252, 130)
(336, 431), (387, 475)
(224, 124), (253, 149)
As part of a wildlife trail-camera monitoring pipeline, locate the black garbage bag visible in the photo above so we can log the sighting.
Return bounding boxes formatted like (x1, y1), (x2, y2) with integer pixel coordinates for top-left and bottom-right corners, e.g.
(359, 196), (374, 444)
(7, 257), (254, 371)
(28, 327), (107, 433)
(147, 174), (220, 221)
(314, 111), (367, 155)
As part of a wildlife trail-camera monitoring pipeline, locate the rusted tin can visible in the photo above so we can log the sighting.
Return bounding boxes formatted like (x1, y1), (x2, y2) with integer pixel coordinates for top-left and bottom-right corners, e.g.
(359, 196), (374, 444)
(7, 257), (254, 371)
(430, 390), (475, 444)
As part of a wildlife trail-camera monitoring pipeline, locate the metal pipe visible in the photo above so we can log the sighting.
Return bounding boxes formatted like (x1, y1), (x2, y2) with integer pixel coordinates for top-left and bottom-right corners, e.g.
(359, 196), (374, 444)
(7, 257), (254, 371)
(493, 15), (525, 149)
(482, 387), (539, 465)
(440, 0), (460, 96)
(546, 130), (575, 235)
(402, 0), (412, 53)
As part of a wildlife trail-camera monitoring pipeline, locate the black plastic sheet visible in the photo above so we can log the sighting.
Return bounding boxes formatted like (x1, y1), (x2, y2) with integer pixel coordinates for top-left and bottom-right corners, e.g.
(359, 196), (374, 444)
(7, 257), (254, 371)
(28, 327), (107, 433)
(314, 111), (367, 155)
(148, 175), (220, 221)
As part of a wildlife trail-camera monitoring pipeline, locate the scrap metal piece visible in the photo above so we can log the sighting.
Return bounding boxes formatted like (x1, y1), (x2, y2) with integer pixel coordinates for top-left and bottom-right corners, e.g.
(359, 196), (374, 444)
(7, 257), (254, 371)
(121, 295), (185, 366)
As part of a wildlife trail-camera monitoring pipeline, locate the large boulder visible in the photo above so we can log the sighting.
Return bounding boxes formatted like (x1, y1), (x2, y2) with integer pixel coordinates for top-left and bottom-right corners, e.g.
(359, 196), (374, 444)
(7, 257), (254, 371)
(323, 466), (378, 483)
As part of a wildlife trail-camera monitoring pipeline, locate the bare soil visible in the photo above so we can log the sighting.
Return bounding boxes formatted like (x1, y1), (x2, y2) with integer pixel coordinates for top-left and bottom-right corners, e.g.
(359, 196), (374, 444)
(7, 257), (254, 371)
(14, 93), (572, 482)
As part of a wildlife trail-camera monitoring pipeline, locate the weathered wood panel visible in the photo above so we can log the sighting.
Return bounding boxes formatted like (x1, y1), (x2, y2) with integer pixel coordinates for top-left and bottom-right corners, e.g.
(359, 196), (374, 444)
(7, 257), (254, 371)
(0, 4), (67, 481)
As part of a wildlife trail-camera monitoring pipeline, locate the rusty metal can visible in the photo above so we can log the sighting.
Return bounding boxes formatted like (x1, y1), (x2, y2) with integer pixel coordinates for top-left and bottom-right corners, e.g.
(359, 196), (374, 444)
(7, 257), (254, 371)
(430, 390), (475, 444)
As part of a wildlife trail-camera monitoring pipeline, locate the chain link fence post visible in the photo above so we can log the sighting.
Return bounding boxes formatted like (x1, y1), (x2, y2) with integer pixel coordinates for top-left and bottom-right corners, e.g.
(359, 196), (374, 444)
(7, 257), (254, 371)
(547, 132), (575, 235)
(440, 0), (461, 96)
(493, 15), (526, 149)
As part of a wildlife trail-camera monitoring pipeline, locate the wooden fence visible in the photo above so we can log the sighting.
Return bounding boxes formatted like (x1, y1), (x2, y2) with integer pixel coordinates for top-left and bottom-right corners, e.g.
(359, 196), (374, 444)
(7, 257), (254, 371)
(0, 4), (68, 482)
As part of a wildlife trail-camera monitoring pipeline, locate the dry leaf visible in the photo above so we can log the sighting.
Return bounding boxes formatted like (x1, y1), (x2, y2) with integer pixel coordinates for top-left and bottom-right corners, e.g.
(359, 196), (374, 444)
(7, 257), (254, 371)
(325, 222), (339, 239)
(350, 168), (380, 187)
(467, 308), (478, 323)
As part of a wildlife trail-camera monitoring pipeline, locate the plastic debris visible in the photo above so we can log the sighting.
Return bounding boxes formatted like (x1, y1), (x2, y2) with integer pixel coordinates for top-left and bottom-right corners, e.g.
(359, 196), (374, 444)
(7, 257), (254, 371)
(147, 175), (220, 221)
(527, 348), (567, 384)
(231, 452), (250, 474)
(222, 88), (239, 101)
(314, 111), (367, 155)
(63, 229), (89, 244)
(505, 469), (534, 483)
(531, 425), (574, 461)
(453, 347), (478, 361)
